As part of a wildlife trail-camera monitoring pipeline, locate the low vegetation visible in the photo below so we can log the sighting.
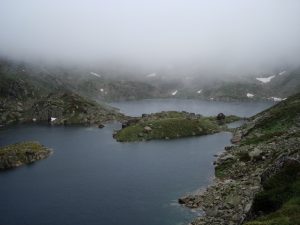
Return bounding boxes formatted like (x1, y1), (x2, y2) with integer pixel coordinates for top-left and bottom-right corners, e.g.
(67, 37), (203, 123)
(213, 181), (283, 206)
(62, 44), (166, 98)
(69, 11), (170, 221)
(245, 161), (300, 225)
(0, 141), (52, 170)
(241, 92), (300, 145)
(115, 111), (240, 142)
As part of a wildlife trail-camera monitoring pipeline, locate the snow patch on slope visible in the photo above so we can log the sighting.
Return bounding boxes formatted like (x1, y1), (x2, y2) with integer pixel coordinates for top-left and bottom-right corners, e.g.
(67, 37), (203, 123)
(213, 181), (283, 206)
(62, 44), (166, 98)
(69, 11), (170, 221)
(269, 97), (285, 102)
(278, 71), (286, 76)
(90, 72), (101, 78)
(146, 73), (157, 78)
(247, 93), (254, 98)
(256, 75), (276, 83)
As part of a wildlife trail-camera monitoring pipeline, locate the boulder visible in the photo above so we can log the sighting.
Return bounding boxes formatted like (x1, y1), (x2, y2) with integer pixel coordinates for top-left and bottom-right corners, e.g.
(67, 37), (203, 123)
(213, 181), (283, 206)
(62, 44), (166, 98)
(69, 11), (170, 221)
(249, 148), (263, 161)
(98, 124), (105, 128)
(178, 196), (195, 205)
(144, 126), (152, 132)
(217, 113), (226, 120)
(122, 118), (139, 128)
(231, 131), (242, 144)
(220, 154), (235, 161)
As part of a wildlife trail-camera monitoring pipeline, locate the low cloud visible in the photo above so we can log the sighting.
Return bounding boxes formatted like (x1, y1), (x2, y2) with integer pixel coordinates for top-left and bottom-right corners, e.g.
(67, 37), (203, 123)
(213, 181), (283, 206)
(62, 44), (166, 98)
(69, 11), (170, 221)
(0, 0), (300, 75)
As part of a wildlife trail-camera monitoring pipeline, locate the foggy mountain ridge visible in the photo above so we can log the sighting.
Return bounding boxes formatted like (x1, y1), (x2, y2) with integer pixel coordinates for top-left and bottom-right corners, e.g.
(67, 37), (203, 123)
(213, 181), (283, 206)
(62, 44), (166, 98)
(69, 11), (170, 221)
(0, 0), (300, 102)
(0, 58), (299, 103)
(0, 0), (300, 76)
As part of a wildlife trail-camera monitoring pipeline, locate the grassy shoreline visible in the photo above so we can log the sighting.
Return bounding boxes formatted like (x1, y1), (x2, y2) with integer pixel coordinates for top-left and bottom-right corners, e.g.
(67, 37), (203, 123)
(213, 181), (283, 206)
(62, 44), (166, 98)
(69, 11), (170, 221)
(114, 111), (240, 142)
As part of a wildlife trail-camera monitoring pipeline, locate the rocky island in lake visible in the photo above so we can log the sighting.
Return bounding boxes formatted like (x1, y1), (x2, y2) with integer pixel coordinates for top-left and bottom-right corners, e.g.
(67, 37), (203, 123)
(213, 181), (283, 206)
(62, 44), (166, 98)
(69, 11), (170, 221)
(114, 111), (240, 142)
(0, 141), (52, 170)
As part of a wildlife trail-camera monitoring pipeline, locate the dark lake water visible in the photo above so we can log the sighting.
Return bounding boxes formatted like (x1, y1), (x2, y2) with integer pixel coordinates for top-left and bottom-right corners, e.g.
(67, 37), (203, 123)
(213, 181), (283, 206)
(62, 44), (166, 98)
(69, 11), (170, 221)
(0, 100), (273, 225)
(111, 99), (274, 117)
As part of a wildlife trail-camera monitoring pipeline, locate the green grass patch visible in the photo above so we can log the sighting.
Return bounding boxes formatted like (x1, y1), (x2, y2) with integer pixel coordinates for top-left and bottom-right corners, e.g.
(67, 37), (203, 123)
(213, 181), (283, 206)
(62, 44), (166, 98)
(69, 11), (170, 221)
(245, 161), (300, 225)
(0, 141), (51, 169)
(247, 93), (300, 137)
(215, 160), (235, 178)
(242, 131), (285, 145)
(0, 141), (47, 155)
(115, 117), (220, 142)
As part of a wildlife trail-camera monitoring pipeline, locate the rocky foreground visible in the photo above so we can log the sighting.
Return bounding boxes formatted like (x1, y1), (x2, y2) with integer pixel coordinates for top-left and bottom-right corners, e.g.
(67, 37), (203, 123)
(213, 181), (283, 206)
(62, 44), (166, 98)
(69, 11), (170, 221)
(0, 141), (52, 170)
(179, 93), (300, 225)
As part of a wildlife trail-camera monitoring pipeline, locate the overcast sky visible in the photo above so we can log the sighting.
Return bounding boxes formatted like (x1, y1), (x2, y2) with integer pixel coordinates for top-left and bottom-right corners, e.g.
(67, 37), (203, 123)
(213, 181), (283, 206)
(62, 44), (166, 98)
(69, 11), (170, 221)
(0, 0), (300, 74)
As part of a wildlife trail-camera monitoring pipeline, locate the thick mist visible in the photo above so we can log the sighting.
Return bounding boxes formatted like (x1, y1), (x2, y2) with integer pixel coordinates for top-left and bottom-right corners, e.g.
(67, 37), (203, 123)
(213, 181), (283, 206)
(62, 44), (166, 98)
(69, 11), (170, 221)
(1, 0), (300, 76)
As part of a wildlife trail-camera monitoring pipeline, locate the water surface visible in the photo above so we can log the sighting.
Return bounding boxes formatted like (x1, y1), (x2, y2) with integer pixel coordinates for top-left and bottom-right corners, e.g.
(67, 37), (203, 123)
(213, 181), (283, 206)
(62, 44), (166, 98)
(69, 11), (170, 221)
(111, 99), (273, 117)
(0, 100), (273, 225)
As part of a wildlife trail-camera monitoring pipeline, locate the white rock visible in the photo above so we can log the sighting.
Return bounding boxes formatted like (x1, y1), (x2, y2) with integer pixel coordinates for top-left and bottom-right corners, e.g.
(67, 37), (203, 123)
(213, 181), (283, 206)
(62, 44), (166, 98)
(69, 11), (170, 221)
(144, 126), (152, 132)
(249, 148), (262, 159)
(32, 118), (37, 122)
(197, 89), (202, 94)
(51, 117), (57, 122)
(100, 88), (104, 92)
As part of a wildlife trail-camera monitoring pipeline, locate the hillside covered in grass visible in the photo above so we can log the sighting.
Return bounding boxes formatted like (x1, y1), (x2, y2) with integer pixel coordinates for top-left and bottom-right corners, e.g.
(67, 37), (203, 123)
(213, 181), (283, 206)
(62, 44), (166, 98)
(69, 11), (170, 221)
(178, 92), (300, 225)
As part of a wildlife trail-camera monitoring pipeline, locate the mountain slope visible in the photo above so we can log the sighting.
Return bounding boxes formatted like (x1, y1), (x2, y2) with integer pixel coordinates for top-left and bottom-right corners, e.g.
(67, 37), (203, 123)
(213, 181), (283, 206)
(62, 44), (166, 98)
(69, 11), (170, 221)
(0, 69), (124, 126)
(0, 59), (167, 102)
(179, 92), (300, 225)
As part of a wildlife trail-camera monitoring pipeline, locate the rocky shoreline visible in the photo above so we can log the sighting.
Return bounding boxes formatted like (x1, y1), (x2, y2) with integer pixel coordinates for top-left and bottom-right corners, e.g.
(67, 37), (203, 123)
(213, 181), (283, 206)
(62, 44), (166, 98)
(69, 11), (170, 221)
(179, 93), (300, 225)
(0, 141), (52, 170)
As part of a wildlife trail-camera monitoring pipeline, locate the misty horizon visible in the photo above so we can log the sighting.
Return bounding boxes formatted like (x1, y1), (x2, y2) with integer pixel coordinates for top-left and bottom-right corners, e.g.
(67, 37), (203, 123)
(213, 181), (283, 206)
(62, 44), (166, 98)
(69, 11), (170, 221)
(1, 0), (300, 76)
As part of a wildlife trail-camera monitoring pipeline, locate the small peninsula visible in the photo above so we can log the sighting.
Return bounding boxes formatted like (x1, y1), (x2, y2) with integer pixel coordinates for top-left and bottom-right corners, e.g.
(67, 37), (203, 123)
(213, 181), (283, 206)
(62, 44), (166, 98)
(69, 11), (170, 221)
(0, 141), (52, 170)
(114, 111), (240, 142)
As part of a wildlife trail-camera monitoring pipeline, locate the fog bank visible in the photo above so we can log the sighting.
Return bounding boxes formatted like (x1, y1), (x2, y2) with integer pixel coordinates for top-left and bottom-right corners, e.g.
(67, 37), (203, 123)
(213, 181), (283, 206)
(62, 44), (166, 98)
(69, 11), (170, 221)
(1, 0), (300, 75)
